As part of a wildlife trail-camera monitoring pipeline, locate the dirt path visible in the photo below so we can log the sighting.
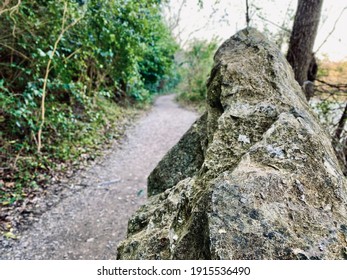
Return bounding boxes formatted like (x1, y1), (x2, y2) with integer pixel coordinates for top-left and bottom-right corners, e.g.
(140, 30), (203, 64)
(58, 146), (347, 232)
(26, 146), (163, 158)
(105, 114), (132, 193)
(0, 94), (198, 259)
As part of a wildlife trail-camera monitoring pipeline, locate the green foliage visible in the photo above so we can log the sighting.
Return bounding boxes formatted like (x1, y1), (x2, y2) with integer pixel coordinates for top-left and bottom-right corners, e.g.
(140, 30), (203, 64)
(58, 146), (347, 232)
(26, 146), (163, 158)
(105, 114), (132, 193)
(311, 100), (338, 131)
(176, 39), (218, 110)
(0, 0), (177, 205)
(1, 0), (177, 105)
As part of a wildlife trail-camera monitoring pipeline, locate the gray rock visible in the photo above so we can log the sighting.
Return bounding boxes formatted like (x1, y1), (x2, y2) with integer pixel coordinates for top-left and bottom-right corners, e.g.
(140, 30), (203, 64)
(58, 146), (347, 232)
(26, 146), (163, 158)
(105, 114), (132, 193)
(117, 28), (347, 260)
(147, 112), (207, 196)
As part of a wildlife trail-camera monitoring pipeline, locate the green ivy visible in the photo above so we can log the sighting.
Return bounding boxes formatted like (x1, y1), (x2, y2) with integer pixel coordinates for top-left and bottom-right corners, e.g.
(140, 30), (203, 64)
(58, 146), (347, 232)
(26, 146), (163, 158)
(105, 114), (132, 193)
(0, 0), (177, 204)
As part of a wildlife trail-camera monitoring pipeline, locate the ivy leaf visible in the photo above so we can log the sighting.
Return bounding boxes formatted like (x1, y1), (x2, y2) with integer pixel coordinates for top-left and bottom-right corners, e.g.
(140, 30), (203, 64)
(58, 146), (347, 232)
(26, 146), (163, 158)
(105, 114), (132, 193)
(47, 50), (54, 59)
(37, 48), (46, 57)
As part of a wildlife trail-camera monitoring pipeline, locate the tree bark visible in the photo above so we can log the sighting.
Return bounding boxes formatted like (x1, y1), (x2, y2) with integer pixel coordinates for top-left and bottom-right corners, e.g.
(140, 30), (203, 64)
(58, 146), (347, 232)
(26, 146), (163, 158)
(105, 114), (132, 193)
(335, 102), (347, 142)
(286, 0), (323, 100)
(333, 104), (347, 176)
(246, 0), (250, 27)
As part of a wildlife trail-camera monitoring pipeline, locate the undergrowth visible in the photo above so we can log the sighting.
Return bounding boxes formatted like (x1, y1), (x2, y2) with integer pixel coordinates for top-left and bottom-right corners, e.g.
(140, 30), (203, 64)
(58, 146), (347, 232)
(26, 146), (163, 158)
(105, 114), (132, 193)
(0, 0), (176, 210)
(175, 39), (217, 112)
(0, 95), (141, 207)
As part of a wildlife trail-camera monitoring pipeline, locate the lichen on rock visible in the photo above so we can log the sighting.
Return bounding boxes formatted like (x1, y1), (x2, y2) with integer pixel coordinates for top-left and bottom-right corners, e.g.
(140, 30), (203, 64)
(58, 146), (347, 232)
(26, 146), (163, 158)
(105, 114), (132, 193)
(117, 28), (347, 260)
(147, 112), (207, 197)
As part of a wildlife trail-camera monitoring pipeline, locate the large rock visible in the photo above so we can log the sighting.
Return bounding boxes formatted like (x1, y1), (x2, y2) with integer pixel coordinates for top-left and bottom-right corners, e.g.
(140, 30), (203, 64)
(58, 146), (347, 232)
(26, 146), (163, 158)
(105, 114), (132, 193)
(147, 112), (207, 196)
(117, 28), (347, 260)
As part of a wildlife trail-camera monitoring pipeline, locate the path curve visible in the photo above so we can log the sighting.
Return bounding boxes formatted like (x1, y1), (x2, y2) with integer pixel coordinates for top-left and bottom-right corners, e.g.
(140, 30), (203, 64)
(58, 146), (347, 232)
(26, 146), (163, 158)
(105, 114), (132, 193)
(0, 94), (198, 259)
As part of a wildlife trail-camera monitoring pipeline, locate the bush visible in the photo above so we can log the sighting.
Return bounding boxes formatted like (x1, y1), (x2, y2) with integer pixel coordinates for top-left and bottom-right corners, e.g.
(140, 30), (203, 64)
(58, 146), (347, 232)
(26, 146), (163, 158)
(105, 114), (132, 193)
(0, 0), (178, 204)
(176, 39), (218, 109)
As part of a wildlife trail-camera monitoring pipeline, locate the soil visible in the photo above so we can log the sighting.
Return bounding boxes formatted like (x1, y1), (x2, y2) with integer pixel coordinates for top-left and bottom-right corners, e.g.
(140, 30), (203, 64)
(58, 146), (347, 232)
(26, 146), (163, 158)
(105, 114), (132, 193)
(0, 94), (198, 259)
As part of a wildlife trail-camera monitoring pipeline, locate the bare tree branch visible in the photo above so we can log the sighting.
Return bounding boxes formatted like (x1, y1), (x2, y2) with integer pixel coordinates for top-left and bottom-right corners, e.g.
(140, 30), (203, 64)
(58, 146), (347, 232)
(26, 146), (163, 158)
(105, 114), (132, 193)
(0, 0), (21, 16)
(162, 0), (188, 46)
(316, 78), (347, 90)
(169, 0), (187, 31)
(37, 2), (84, 153)
(314, 6), (347, 54)
(181, 6), (219, 47)
(256, 14), (291, 32)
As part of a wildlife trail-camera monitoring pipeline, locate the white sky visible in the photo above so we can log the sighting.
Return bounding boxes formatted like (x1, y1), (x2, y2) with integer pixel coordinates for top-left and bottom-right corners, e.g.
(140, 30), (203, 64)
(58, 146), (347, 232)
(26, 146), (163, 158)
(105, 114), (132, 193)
(165, 0), (347, 61)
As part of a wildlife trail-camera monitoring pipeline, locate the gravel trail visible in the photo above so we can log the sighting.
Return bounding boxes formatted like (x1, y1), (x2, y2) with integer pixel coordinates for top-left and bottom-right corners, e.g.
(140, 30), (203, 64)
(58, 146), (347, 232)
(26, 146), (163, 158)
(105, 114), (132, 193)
(0, 94), (198, 259)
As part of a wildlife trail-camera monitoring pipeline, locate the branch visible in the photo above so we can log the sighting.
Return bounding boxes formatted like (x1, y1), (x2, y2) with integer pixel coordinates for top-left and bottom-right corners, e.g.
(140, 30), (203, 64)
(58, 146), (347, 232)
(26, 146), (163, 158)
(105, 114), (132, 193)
(256, 14), (291, 33)
(0, 0), (21, 16)
(0, 42), (32, 61)
(63, 47), (82, 62)
(37, 2), (84, 153)
(314, 6), (347, 54)
(169, 0), (187, 31)
(181, 5), (219, 47)
(316, 78), (347, 90)
(0, 0), (10, 14)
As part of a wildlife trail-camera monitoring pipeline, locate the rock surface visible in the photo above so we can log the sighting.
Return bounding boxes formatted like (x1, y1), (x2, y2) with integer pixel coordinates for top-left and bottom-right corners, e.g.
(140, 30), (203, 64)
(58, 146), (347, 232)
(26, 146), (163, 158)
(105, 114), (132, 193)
(148, 112), (208, 196)
(117, 28), (347, 260)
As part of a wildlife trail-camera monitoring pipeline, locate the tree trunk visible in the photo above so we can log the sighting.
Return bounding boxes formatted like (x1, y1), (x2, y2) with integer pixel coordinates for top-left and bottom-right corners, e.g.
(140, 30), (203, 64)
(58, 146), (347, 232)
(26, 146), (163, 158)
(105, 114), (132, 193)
(332, 103), (347, 175)
(286, 0), (323, 100)
(335, 102), (347, 142)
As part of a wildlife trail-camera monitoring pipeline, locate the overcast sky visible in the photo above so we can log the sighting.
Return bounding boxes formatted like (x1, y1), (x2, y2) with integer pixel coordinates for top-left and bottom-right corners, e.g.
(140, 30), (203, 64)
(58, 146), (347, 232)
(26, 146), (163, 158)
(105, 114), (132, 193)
(165, 0), (347, 61)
